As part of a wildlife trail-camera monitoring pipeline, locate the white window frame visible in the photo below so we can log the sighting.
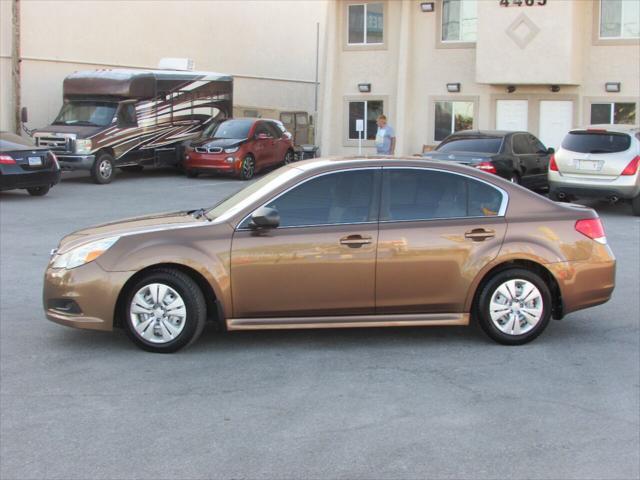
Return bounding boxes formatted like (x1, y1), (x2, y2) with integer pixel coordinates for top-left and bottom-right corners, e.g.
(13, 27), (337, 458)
(348, 99), (383, 139)
(599, 0), (640, 40)
(343, 95), (388, 147)
(590, 102), (637, 125)
(347, 2), (384, 46)
(434, 100), (475, 142)
(441, 0), (478, 44)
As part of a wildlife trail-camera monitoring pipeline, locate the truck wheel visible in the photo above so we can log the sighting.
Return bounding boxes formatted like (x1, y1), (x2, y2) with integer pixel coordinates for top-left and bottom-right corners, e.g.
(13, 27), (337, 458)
(632, 195), (640, 216)
(91, 152), (115, 184)
(27, 185), (50, 196)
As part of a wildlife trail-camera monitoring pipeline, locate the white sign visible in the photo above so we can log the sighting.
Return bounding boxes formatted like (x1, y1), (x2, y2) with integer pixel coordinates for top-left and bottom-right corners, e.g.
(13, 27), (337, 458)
(356, 119), (364, 132)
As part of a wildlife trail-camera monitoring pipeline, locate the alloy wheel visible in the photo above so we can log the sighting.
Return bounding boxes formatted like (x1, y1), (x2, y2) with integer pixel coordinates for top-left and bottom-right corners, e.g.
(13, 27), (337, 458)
(242, 157), (255, 179)
(489, 279), (543, 336)
(129, 283), (187, 344)
(99, 158), (113, 179)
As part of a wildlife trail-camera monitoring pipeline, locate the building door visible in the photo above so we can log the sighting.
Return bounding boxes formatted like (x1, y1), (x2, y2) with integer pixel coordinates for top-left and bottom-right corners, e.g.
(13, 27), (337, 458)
(539, 101), (573, 150)
(496, 100), (528, 131)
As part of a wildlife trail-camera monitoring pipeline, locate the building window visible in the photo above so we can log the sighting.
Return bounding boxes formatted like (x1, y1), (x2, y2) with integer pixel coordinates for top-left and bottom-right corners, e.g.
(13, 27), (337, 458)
(590, 103), (637, 125)
(434, 101), (474, 142)
(348, 3), (384, 45)
(349, 100), (384, 140)
(600, 0), (640, 39)
(442, 0), (477, 42)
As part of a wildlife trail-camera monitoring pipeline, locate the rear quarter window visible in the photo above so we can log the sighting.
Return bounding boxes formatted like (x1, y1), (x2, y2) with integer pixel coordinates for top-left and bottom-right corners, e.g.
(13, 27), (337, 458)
(561, 132), (631, 154)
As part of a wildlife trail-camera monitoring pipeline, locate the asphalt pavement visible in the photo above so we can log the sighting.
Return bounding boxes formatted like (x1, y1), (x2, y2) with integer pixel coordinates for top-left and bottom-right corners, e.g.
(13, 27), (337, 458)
(1, 167), (638, 480)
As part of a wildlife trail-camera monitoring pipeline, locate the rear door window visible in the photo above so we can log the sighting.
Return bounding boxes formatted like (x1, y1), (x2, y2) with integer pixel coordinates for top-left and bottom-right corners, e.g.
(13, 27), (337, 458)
(561, 132), (631, 154)
(381, 169), (503, 221)
(512, 134), (534, 154)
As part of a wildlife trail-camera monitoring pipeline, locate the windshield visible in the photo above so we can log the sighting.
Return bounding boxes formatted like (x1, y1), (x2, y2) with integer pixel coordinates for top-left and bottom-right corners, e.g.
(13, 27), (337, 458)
(209, 119), (254, 139)
(53, 101), (117, 127)
(561, 131), (631, 154)
(206, 167), (303, 221)
(437, 137), (502, 154)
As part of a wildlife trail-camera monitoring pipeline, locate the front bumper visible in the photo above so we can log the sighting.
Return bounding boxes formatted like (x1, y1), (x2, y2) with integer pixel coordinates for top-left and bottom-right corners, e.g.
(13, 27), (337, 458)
(43, 261), (134, 331)
(185, 151), (240, 173)
(549, 171), (640, 200)
(56, 154), (96, 171)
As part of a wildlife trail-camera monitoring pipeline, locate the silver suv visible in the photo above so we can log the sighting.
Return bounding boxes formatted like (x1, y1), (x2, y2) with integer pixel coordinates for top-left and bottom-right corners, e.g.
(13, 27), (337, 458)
(549, 125), (640, 216)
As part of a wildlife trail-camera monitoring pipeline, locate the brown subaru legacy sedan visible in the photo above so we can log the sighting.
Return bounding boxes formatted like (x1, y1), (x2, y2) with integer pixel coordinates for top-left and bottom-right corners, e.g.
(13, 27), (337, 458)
(43, 157), (616, 352)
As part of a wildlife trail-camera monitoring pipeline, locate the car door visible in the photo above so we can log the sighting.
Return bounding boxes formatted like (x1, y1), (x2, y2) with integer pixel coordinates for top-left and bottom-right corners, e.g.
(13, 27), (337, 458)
(230, 168), (381, 318)
(529, 134), (551, 187)
(265, 121), (286, 165)
(252, 122), (273, 168)
(375, 167), (507, 314)
(511, 133), (539, 187)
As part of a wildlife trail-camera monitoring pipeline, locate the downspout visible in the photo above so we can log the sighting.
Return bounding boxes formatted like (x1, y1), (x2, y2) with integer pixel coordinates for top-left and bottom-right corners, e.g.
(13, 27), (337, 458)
(12, 0), (21, 134)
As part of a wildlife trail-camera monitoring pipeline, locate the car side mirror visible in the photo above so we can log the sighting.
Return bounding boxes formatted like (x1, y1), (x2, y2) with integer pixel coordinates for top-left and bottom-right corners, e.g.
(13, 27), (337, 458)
(256, 133), (269, 140)
(249, 206), (280, 229)
(546, 147), (555, 154)
(20, 107), (28, 123)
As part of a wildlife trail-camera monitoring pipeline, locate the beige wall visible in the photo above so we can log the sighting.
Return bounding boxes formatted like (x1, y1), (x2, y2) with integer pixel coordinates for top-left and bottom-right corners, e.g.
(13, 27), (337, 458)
(321, 0), (640, 156)
(0, 0), (13, 131)
(1, 0), (327, 132)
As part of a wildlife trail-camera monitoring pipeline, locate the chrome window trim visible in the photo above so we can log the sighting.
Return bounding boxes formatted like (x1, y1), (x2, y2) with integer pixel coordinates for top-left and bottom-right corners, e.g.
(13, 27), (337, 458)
(235, 165), (508, 231)
(236, 167), (382, 231)
(380, 166), (509, 219)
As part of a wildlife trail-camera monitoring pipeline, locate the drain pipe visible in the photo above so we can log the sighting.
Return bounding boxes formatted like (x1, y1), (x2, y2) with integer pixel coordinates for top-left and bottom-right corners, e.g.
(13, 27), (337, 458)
(12, 0), (21, 135)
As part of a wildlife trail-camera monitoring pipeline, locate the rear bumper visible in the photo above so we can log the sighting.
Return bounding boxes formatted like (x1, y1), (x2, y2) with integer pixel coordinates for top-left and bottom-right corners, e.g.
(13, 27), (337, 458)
(548, 246), (616, 317)
(549, 171), (640, 199)
(0, 168), (61, 191)
(56, 154), (95, 171)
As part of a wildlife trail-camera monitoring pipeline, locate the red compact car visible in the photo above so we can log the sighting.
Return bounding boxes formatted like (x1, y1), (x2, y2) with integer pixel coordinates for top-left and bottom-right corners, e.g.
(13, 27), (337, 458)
(184, 118), (295, 180)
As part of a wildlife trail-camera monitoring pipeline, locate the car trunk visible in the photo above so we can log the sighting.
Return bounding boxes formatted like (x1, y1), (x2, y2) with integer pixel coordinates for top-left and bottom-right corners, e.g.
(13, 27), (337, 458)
(557, 131), (633, 179)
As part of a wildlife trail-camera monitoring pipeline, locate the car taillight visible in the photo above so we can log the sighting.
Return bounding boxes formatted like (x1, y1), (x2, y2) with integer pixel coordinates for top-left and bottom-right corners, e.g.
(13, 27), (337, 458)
(621, 155), (640, 176)
(475, 161), (497, 174)
(549, 154), (558, 171)
(575, 218), (607, 245)
(0, 154), (16, 164)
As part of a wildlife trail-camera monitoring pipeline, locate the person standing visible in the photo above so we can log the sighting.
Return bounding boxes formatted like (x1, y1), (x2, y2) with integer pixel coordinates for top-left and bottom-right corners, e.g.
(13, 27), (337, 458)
(375, 114), (396, 155)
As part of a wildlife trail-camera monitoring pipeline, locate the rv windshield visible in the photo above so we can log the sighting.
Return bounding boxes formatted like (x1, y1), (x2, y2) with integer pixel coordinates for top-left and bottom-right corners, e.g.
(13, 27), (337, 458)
(53, 101), (118, 127)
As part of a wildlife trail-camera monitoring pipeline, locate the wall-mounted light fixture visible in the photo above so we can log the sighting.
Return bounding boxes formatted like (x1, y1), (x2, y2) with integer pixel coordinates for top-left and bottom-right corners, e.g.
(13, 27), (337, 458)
(420, 2), (435, 12)
(605, 82), (621, 93)
(507, 85), (516, 93)
(358, 83), (372, 93)
(446, 83), (461, 93)
(550, 85), (560, 93)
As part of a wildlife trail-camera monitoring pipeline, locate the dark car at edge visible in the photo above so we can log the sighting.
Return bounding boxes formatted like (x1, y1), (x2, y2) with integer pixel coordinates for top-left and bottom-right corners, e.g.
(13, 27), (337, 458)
(0, 131), (61, 196)
(423, 130), (553, 190)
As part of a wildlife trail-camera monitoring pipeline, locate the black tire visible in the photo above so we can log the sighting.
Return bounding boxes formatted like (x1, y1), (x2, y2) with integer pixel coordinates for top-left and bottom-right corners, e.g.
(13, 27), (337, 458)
(91, 152), (115, 184)
(631, 195), (640, 216)
(120, 165), (144, 173)
(239, 155), (255, 180)
(283, 149), (294, 165)
(186, 169), (199, 178)
(476, 268), (552, 346)
(27, 185), (50, 196)
(123, 268), (207, 353)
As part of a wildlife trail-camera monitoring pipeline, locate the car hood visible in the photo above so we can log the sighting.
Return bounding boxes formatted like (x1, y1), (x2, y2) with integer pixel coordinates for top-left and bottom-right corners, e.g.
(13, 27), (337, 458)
(423, 151), (496, 164)
(190, 137), (246, 149)
(35, 124), (105, 139)
(56, 211), (204, 253)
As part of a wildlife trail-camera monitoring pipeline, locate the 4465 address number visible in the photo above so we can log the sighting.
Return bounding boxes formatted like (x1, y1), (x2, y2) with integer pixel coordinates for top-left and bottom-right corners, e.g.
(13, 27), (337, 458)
(500, 0), (547, 6)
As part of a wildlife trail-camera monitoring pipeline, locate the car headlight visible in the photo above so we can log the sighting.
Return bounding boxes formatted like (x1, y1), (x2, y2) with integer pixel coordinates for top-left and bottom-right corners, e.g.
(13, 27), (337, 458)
(52, 236), (119, 269)
(75, 139), (93, 155)
(224, 146), (239, 153)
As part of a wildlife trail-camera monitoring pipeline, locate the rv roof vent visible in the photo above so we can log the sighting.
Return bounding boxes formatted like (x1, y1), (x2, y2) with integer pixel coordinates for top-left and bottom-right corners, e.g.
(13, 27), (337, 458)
(158, 58), (194, 71)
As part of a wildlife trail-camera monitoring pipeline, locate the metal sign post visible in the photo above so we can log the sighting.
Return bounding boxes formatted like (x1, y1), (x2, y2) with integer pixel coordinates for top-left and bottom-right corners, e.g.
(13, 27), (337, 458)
(356, 119), (364, 155)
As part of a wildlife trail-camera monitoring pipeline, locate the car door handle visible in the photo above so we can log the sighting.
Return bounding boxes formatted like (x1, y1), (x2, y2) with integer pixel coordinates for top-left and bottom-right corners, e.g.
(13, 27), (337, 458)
(464, 229), (495, 241)
(340, 235), (372, 247)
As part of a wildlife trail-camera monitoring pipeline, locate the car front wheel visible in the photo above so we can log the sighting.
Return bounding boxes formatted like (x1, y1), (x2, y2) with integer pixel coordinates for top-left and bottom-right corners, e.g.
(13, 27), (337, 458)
(239, 155), (255, 180)
(477, 268), (552, 345)
(123, 268), (206, 353)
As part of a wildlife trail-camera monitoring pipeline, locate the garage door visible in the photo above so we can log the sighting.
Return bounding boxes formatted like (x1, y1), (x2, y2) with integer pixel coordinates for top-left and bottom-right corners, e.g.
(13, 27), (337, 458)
(539, 101), (573, 150)
(496, 100), (528, 131)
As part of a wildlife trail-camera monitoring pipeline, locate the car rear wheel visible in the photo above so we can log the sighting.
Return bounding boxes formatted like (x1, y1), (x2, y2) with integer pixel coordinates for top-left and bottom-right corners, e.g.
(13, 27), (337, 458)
(123, 269), (206, 353)
(283, 149), (294, 165)
(27, 185), (50, 196)
(91, 152), (115, 184)
(239, 155), (255, 180)
(631, 195), (640, 216)
(477, 268), (552, 345)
